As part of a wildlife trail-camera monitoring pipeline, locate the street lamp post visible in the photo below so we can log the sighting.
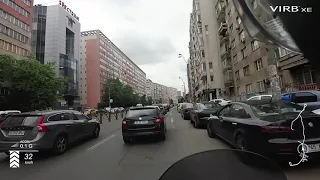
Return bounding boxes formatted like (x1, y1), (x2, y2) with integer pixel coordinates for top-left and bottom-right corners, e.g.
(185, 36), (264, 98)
(179, 76), (186, 97)
(178, 54), (196, 103)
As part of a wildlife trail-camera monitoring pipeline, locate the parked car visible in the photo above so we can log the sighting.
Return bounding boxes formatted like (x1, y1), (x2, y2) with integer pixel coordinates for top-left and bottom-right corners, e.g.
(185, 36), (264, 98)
(207, 100), (320, 158)
(153, 104), (166, 114)
(247, 95), (272, 101)
(281, 90), (320, 111)
(210, 99), (231, 106)
(190, 103), (221, 128)
(181, 103), (194, 120)
(122, 106), (166, 143)
(0, 110), (100, 155)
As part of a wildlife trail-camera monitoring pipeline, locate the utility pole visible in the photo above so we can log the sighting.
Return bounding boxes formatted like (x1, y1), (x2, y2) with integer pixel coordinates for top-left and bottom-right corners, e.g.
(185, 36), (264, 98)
(108, 69), (115, 108)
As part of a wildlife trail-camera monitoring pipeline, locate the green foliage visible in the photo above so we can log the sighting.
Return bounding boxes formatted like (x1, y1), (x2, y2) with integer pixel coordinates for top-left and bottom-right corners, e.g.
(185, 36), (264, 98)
(0, 55), (66, 111)
(101, 78), (144, 108)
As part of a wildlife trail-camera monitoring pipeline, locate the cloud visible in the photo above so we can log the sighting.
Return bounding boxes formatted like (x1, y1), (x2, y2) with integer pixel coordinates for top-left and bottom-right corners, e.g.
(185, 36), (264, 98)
(34, 0), (192, 91)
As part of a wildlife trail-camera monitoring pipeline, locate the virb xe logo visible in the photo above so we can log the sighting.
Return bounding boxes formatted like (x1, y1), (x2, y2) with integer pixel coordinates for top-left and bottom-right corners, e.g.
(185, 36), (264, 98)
(270, 6), (312, 13)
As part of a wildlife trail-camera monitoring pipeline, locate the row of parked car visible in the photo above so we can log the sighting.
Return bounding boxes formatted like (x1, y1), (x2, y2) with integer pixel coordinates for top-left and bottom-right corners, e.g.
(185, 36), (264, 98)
(178, 90), (320, 160)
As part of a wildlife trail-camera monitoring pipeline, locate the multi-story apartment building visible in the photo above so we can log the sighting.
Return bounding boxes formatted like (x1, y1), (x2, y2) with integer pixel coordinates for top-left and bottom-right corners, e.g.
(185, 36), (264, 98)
(189, 0), (224, 102)
(31, 3), (80, 108)
(146, 79), (177, 104)
(0, 0), (33, 59)
(219, 0), (270, 99)
(79, 30), (146, 108)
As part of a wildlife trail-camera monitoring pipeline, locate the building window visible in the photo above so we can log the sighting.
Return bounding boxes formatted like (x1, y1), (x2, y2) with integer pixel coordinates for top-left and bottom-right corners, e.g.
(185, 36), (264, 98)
(239, 30), (245, 42)
(235, 70), (240, 79)
(198, 27), (202, 34)
(195, 2), (200, 10)
(2, 0), (30, 18)
(210, 76), (214, 81)
(245, 84), (252, 93)
(292, 68), (316, 85)
(231, 39), (235, 48)
(243, 65), (250, 76)
(229, 24), (233, 33)
(252, 0), (257, 9)
(257, 81), (265, 92)
(201, 50), (205, 57)
(278, 47), (291, 57)
(241, 47), (246, 58)
(251, 40), (259, 51)
(201, 63), (206, 72)
(255, 59), (263, 71)
(209, 62), (213, 69)
(233, 54), (237, 62)
(236, 17), (241, 24)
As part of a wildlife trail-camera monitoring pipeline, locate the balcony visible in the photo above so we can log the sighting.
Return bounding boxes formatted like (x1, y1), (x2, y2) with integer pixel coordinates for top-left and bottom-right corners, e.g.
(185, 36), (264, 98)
(220, 49), (231, 60)
(218, 23), (228, 36)
(225, 79), (234, 88)
(216, 2), (226, 24)
(220, 36), (228, 46)
(200, 71), (207, 80)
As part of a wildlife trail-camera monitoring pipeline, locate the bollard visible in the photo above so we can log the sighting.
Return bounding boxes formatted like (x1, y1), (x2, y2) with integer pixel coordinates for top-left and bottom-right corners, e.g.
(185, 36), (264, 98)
(99, 113), (103, 124)
(116, 112), (118, 120)
(108, 112), (111, 122)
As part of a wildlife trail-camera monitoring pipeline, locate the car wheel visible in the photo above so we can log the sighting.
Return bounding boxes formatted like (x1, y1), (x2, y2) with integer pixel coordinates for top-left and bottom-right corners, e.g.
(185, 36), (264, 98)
(235, 134), (247, 150)
(123, 137), (131, 144)
(207, 124), (215, 138)
(52, 135), (68, 155)
(92, 124), (100, 138)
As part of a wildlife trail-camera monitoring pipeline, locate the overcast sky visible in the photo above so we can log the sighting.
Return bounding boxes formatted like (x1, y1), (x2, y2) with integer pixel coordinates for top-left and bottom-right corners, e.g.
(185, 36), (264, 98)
(35, 0), (192, 93)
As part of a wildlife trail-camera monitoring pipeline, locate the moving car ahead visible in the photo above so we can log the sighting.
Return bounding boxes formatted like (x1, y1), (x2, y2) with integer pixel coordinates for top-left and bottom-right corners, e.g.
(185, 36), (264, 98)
(207, 100), (320, 158)
(181, 103), (194, 120)
(122, 106), (166, 143)
(190, 102), (222, 128)
(0, 110), (100, 155)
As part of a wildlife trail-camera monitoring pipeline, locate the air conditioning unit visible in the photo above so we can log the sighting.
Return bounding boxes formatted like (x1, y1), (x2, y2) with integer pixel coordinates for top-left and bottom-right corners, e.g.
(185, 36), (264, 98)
(240, 38), (245, 43)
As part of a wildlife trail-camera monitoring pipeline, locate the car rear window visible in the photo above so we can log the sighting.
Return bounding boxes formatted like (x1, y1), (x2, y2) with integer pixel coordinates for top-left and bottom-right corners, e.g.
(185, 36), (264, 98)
(2, 115), (42, 127)
(126, 108), (157, 118)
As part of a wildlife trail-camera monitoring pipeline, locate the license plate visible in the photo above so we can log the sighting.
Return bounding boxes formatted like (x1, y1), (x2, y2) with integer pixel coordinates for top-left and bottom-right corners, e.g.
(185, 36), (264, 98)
(8, 131), (25, 136)
(134, 121), (148, 124)
(307, 143), (320, 153)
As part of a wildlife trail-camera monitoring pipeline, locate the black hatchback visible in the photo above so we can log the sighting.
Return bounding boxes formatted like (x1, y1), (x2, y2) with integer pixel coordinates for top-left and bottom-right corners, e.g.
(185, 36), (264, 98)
(122, 106), (166, 143)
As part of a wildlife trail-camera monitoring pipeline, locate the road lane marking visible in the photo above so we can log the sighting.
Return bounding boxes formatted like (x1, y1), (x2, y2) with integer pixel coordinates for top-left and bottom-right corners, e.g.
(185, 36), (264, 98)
(87, 134), (116, 151)
(171, 117), (175, 128)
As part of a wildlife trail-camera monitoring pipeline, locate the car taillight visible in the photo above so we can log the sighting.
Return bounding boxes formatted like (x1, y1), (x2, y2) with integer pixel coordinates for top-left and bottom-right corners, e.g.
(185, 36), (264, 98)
(155, 116), (162, 124)
(122, 120), (127, 126)
(36, 115), (48, 132)
(261, 126), (292, 132)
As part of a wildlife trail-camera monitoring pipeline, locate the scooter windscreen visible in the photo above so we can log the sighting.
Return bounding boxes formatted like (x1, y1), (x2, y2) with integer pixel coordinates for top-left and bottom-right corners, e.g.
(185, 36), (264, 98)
(159, 149), (287, 180)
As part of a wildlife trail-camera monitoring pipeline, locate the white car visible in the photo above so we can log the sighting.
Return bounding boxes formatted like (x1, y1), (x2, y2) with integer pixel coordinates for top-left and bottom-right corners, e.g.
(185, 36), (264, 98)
(247, 95), (272, 101)
(210, 99), (231, 106)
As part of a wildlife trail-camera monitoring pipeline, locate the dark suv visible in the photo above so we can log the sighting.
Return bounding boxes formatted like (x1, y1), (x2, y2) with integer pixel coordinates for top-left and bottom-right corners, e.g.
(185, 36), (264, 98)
(122, 106), (166, 143)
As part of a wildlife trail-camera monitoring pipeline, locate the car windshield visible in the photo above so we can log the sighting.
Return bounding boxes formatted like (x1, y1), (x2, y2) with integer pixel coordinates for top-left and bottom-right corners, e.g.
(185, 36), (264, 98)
(203, 103), (221, 108)
(250, 101), (304, 116)
(183, 103), (193, 108)
(126, 108), (157, 118)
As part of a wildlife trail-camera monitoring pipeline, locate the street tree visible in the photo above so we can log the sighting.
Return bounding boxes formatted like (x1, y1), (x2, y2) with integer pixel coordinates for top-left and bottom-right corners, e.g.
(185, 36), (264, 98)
(140, 94), (147, 105)
(0, 55), (65, 111)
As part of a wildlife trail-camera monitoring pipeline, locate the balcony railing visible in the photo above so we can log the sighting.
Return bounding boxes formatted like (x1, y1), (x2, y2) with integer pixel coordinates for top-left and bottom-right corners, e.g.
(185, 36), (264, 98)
(218, 23), (228, 36)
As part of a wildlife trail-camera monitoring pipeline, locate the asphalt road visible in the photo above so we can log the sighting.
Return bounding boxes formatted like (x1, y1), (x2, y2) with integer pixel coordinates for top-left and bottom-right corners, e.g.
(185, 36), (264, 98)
(1, 108), (320, 180)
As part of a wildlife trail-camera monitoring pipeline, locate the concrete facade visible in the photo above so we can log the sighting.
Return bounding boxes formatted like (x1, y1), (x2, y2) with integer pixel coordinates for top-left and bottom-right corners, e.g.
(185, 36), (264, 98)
(189, 0), (224, 102)
(79, 30), (146, 108)
(0, 0), (33, 59)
